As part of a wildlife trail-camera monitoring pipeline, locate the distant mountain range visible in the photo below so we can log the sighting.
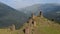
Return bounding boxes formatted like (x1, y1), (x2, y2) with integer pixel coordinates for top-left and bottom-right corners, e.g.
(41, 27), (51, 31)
(0, 2), (28, 29)
(18, 3), (60, 23)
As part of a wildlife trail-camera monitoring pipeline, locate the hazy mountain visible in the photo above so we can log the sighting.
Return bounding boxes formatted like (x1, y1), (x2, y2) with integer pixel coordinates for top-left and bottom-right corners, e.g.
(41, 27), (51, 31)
(0, 3), (28, 29)
(18, 4), (41, 16)
(18, 3), (60, 23)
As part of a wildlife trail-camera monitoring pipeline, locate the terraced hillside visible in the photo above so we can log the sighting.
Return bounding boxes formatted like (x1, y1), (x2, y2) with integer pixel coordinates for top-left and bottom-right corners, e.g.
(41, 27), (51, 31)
(0, 16), (60, 34)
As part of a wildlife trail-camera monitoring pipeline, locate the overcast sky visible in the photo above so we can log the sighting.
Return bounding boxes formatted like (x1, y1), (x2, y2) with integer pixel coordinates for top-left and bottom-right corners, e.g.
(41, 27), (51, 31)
(0, 0), (60, 9)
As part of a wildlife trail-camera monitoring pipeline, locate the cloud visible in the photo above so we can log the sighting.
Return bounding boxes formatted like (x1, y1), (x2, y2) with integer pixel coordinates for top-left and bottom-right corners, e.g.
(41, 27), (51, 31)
(0, 0), (60, 9)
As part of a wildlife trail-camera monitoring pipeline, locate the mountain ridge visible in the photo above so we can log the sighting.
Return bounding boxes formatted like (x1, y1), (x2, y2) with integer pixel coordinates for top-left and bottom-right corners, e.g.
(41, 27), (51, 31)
(0, 2), (28, 29)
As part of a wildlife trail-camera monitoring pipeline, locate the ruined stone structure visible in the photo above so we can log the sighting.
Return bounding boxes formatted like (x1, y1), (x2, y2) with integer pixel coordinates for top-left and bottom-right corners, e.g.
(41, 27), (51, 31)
(38, 11), (43, 18)
(32, 21), (36, 27)
(23, 13), (37, 34)
(51, 19), (54, 21)
(29, 13), (37, 27)
(23, 27), (30, 34)
(10, 24), (15, 31)
(31, 13), (36, 19)
(40, 11), (42, 16)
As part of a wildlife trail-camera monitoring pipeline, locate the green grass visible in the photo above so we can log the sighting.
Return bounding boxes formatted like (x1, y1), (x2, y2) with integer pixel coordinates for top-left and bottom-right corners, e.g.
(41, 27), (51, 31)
(36, 17), (60, 34)
(0, 29), (18, 34)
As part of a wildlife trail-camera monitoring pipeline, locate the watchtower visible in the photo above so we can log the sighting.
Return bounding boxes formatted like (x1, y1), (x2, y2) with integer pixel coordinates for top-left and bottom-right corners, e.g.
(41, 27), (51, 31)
(38, 11), (43, 18)
(10, 24), (15, 31)
(24, 12), (37, 34)
(28, 13), (37, 27)
(51, 19), (54, 21)
(31, 12), (36, 19)
(31, 20), (36, 27)
(23, 26), (31, 34)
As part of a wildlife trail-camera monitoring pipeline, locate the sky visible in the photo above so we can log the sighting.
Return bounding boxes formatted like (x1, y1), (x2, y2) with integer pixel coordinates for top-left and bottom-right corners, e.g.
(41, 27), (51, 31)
(0, 0), (60, 9)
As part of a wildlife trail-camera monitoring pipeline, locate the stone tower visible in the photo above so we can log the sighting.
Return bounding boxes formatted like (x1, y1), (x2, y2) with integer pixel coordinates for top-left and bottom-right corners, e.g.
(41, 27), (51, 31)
(10, 24), (15, 31)
(40, 11), (42, 16)
(51, 19), (54, 21)
(23, 13), (37, 34)
(31, 12), (36, 19)
(31, 20), (36, 27)
(23, 26), (31, 34)
(28, 12), (37, 27)
(38, 11), (43, 18)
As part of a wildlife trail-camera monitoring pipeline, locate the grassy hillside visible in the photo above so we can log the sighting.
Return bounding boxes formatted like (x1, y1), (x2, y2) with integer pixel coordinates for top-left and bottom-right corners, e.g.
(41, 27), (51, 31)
(34, 17), (60, 34)
(0, 16), (60, 34)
